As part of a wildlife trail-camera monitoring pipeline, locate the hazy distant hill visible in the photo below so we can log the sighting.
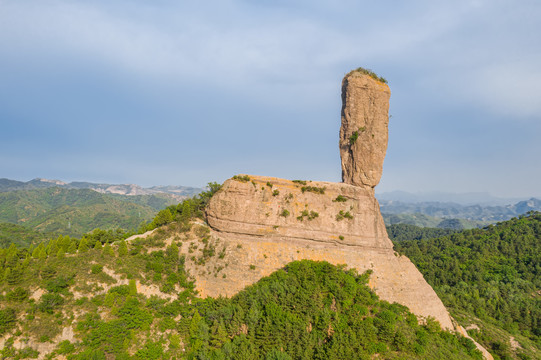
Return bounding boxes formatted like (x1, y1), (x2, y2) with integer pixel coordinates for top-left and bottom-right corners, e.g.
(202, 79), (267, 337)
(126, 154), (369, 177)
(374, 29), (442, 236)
(0, 187), (180, 238)
(382, 213), (491, 230)
(0, 177), (202, 199)
(379, 198), (541, 225)
(376, 190), (523, 206)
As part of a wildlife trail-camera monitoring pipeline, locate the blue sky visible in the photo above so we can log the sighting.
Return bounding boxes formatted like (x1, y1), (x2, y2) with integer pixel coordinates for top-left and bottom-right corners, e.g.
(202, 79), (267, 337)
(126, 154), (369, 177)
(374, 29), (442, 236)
(1, 0), (540, 198)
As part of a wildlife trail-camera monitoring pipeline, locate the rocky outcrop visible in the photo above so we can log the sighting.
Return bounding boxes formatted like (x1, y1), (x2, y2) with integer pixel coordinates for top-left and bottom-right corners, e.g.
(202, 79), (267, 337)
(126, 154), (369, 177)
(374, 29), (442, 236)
(202, 69), (491, 358)
(206, 176), (388, 248)
(339, 70), (390, 188)
(205, 175), (454, 330)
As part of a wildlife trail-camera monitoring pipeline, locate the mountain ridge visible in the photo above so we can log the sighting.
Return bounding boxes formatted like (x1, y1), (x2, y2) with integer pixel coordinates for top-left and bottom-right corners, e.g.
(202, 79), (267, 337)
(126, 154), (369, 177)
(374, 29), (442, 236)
(379, 198), (541, 223)
(0, 178), (202, 200)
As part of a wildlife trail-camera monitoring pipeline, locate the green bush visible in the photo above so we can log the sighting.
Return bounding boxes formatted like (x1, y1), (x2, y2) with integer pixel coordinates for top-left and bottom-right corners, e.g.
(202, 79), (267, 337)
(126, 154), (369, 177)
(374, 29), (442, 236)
(0, 308), (16, 335)
(6, 287), (29, 302)
(91, 264), (103, 274)
(45, 276), (72, 293)
(56, 340), (76, 355)
(38, 293), (64, 314)
(300, 186), (326, 194)
(232, 175), (251, 183)
(336, 210), (354, 221)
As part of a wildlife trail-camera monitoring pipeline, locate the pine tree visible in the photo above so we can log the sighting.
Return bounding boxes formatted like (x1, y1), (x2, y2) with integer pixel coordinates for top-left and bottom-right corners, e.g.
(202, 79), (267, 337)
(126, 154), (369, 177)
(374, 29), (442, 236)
(210, 320), (228, 348)
(32, 244), (42, 259)
(78, 238), (89, 253)
(67, 241), (77, 254)
(118, 240), (128, 257)
(94, 239), (102, 250)
(102, 243), (115, 257)
(38, 247), (47, 260)
(60, 235), (72, 252)
(129, 279), (137, 296)
(47, 239), (59, 256)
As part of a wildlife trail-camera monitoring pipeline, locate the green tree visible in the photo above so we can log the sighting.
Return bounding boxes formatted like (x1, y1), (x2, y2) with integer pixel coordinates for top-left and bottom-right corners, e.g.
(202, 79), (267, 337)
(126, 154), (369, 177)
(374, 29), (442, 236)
(151, 209), (174, 228)
(129, 279), (137, 296)
(102, 243), (115, 257)
(67, 240), (77, 254)
(118, 240), (128, 257)
(32, 244), (42, 259)
(78, 238), (89, 253)
(210, 320), (228, 348)
(47, 239), (59, 256)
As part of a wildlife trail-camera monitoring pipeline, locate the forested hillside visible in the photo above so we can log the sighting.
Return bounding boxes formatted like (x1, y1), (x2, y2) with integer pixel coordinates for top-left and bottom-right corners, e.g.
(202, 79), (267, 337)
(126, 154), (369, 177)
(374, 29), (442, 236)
(394, 212), (541, 359)
(0, 187), (178, 240)
(0, 223), (48, 248)
(386, 224), (458, 242)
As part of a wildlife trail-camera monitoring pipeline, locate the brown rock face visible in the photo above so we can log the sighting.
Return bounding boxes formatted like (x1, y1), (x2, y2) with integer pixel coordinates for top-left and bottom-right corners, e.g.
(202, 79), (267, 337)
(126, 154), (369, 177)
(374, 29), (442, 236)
(206, 176), (388, 249)
(340, 71), (390, 188)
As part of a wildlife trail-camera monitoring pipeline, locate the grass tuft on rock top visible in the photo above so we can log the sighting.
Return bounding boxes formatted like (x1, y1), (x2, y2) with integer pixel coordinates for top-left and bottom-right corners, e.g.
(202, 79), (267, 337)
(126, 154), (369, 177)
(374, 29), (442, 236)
(347, 67), (388, 84)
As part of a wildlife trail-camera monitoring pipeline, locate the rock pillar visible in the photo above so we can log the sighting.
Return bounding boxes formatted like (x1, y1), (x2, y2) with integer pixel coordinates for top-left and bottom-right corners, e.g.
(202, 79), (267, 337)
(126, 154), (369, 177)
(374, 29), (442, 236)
(339, 70), (391, 188)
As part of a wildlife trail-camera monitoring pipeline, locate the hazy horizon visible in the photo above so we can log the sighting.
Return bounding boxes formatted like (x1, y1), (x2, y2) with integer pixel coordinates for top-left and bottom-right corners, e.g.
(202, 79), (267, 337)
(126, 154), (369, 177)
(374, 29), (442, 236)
(2, 176), (539, 204)
(1, 1), (540, 198)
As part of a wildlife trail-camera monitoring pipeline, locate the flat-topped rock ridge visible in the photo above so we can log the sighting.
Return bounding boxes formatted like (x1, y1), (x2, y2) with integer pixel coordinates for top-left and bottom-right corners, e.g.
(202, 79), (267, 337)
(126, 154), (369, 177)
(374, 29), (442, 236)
(207, 175), (389, 249)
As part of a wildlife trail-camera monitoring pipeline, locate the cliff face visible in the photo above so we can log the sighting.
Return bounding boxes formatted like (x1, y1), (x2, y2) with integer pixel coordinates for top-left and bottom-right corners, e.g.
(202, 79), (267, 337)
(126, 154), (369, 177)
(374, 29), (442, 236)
(201, 71), (481, 353)
(207, 176), (388, 248)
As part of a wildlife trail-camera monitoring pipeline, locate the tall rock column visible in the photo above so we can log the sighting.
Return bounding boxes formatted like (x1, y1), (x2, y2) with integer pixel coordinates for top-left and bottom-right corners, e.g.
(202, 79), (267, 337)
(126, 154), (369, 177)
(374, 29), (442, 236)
(340, 70), (391, 188)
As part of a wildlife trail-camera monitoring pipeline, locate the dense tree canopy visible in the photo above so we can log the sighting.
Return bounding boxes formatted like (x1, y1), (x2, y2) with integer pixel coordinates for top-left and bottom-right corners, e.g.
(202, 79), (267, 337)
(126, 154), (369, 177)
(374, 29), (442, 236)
(394, 212), (541, 357)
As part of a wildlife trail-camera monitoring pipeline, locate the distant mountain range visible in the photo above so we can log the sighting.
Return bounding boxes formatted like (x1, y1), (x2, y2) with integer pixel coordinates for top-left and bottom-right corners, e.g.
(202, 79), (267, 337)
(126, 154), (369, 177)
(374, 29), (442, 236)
(376, 190), (524, 206)
(379, 197), (541, 229)
(0, 178), (202, 200)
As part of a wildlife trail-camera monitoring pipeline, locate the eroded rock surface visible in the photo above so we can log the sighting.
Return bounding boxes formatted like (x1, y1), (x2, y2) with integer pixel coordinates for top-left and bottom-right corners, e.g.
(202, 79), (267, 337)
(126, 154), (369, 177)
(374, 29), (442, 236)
(207, 176), (388, 248)
(339, 71), (390, 188)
